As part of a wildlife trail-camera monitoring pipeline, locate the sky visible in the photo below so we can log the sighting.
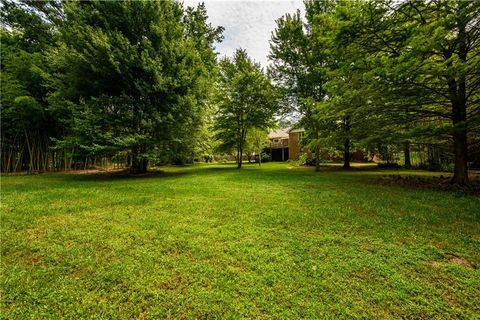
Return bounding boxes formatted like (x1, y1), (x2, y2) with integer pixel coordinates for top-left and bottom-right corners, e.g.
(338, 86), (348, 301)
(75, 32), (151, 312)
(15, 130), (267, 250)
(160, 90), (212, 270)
(184, 0), (305, 68)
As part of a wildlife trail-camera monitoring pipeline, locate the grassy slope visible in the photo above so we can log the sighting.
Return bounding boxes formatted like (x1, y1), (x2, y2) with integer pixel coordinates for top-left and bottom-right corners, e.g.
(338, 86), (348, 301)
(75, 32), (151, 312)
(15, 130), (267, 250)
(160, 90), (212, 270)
(1, 163), (479, 319)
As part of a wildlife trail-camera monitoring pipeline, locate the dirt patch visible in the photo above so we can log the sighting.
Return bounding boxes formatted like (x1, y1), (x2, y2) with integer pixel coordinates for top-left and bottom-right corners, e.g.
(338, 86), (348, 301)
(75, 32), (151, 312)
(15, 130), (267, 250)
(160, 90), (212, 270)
(376, 174), (480, 195)
(445, 253), (476, 270)
(24, 255), (41, 266)
(430, 254), (476, 270)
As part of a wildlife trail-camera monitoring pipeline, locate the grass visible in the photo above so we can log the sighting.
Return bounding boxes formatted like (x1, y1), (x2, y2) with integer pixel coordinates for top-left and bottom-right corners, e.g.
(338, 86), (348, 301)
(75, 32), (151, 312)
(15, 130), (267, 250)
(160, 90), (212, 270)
(1, 162), (479, 319)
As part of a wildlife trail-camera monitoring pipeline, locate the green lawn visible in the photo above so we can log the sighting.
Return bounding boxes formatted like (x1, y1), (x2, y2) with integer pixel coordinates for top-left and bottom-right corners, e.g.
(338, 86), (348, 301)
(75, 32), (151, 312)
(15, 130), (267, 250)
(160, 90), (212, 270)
(1, 163), (479, 319)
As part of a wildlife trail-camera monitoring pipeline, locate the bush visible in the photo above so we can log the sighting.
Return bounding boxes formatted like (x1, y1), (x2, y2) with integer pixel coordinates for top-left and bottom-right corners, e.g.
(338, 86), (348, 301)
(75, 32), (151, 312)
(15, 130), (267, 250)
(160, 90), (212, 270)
(299, 153), (315, 166)
(377, 162), (400, 169)
(261, 153), (271, 163)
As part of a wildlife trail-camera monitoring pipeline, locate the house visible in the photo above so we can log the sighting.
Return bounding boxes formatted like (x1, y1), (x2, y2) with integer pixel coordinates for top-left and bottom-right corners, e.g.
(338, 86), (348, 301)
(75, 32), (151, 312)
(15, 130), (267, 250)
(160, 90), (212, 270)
(265, 128), (305, 161)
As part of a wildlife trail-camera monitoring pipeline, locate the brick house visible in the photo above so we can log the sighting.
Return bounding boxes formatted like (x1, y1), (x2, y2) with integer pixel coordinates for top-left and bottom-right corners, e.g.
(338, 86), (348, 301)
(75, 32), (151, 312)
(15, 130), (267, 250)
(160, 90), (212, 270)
(265, 128), (305, 161)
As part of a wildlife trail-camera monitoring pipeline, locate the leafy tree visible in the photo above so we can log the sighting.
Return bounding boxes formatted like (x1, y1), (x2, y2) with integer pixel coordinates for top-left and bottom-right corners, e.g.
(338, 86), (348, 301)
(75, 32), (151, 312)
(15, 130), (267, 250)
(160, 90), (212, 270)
(244, 128), (270, 165)
(214, 49), (277, 168)
(337, 0), (480, 184)
(269, 2), (336, 171)
(49, 0), (222, 173)
(1, 0), (57, 172)
(273, 0), (479, 185)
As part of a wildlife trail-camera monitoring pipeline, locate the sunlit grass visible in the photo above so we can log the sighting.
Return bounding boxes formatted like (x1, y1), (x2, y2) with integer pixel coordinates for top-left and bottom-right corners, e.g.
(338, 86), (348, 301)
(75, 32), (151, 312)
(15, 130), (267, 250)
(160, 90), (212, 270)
(1, 163), (479, 318)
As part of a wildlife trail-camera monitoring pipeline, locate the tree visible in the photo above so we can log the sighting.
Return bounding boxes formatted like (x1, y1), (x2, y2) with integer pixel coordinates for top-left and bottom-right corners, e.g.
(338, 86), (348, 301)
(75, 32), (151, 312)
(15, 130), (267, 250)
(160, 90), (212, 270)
(214, 49), (277, 168)
(1, 0), (58, 172)
(393, 0), (479, 185)
(48, 0), (222, 173)
(269, 2), (336, 171)
(289, 0), (479, 183)
(332, 0), (480, 184)
(244, 128), (270, 165)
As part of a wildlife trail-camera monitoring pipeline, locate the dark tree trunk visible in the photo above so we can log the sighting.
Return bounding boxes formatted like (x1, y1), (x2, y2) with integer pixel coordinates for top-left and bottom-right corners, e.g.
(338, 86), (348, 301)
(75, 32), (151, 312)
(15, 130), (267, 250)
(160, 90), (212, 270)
(451, 101), (468, 185)
(404, 141), (411, 169)
(313, 124), (320, 172)
(237, 141), (242, 169)
(343, 137), (351, 169)
(130, 147), (148, 174)
(237, 148), (243, 169)
(314, 145), (320, 172)
(449, 15), (469, 186)
(343, 116), (351, 169)
(237, 128), (247, 169)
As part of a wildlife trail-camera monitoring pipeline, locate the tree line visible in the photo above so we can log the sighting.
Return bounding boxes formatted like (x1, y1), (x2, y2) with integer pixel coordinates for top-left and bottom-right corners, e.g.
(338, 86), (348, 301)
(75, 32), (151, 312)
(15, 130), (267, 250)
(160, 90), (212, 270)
(1, 0), (225, 173)
(269, 0), (479, 185)
(2, 0), (479, 185)
(1, 0), (278, 173)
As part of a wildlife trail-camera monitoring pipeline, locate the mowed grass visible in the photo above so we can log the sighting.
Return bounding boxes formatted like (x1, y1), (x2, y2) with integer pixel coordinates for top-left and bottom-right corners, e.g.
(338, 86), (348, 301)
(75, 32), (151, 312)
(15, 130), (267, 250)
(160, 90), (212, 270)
(1, 163), (479, 319)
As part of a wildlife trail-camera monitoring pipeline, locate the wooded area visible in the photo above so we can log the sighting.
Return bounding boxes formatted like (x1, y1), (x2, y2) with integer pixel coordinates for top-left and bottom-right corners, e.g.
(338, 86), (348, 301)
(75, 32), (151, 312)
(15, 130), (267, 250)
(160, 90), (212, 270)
(1, 0), (479, 185)
(269, 0), (480, 185)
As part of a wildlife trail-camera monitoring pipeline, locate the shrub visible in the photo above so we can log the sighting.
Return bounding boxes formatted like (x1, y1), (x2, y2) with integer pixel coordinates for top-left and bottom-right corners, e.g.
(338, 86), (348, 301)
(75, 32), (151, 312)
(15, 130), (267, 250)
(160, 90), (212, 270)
(377, 162), (400, 169)
(299, 153), (315, 166)
(261, 153), (271, 163)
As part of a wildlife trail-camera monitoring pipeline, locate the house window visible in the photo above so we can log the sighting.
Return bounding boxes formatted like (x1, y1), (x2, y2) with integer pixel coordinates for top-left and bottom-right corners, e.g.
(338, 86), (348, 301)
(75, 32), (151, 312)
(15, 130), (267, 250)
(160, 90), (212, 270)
(273, 139), (279, 143)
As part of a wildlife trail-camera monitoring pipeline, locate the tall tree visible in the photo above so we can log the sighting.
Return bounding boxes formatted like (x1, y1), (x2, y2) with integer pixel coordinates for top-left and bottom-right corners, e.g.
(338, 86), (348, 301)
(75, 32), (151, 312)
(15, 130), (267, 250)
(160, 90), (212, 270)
(269, 2), (336, 171)
(244, 128), (270, 165)
(214, 49), (277, 168)
(1, 0), (58, 172)
(49, 0), (222, 173)
(350, 0), (480, 184)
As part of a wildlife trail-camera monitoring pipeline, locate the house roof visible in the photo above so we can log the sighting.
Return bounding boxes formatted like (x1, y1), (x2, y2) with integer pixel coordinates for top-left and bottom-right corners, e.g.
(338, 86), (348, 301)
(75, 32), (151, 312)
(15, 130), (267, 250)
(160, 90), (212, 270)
(268, 128), (289, 139)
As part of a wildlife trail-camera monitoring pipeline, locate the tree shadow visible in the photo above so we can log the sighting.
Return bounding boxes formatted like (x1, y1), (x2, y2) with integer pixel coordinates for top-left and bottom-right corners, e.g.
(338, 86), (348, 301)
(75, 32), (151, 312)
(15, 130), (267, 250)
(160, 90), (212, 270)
(57, 168), (189, 182)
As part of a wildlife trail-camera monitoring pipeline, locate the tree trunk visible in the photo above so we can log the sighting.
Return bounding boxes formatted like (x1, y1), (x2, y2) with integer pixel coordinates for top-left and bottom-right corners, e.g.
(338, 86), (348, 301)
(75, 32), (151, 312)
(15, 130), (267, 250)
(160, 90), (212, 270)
(343, 137), (351, 169)
(237, 148), (243, 169)
(451, 101), (468, 185)
(130, 147), (148, 174)
(237, 128), (247, 169)
(450, 10), (469, 185)
(343, 116), (351, 169)
(315, 145), (320, 172)
(404, 141), (411, 169)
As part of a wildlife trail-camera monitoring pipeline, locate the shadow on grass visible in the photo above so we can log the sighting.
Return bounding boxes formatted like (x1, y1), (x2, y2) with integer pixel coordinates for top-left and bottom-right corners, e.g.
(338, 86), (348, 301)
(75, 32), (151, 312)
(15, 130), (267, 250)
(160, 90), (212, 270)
(56, 168), (189, 182)
(315, 164), (381, 171)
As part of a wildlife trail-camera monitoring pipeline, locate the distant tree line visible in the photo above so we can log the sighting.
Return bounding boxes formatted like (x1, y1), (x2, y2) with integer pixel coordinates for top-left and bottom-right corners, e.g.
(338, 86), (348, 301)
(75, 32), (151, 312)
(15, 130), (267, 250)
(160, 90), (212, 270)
(269, 0), (479, 185)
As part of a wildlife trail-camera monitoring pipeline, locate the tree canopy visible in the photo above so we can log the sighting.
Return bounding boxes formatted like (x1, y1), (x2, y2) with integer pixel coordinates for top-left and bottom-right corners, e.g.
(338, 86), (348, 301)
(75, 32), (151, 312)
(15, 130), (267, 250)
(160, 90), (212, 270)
(1, 0), (223, 173)
(214, 49), (277, 168)
(269, 0), (479, 184)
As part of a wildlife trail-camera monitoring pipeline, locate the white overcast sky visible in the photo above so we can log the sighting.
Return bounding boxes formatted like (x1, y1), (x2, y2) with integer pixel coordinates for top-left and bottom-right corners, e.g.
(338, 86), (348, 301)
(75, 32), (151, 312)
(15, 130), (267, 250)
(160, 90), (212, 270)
(183, 0), (305, 68)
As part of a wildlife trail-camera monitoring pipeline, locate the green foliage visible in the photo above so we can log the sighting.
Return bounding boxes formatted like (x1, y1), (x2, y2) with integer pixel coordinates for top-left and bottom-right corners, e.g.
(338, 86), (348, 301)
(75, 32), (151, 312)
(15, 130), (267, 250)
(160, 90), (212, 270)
(244, 128), (270, 160)
(1, 0), (222, 173)
(46, 0), (222, 172)
(1, 2), (56, 172)
(214, 49), (277, 168)
(270, 0), (480, 182)
(260, 153), (271, 163)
